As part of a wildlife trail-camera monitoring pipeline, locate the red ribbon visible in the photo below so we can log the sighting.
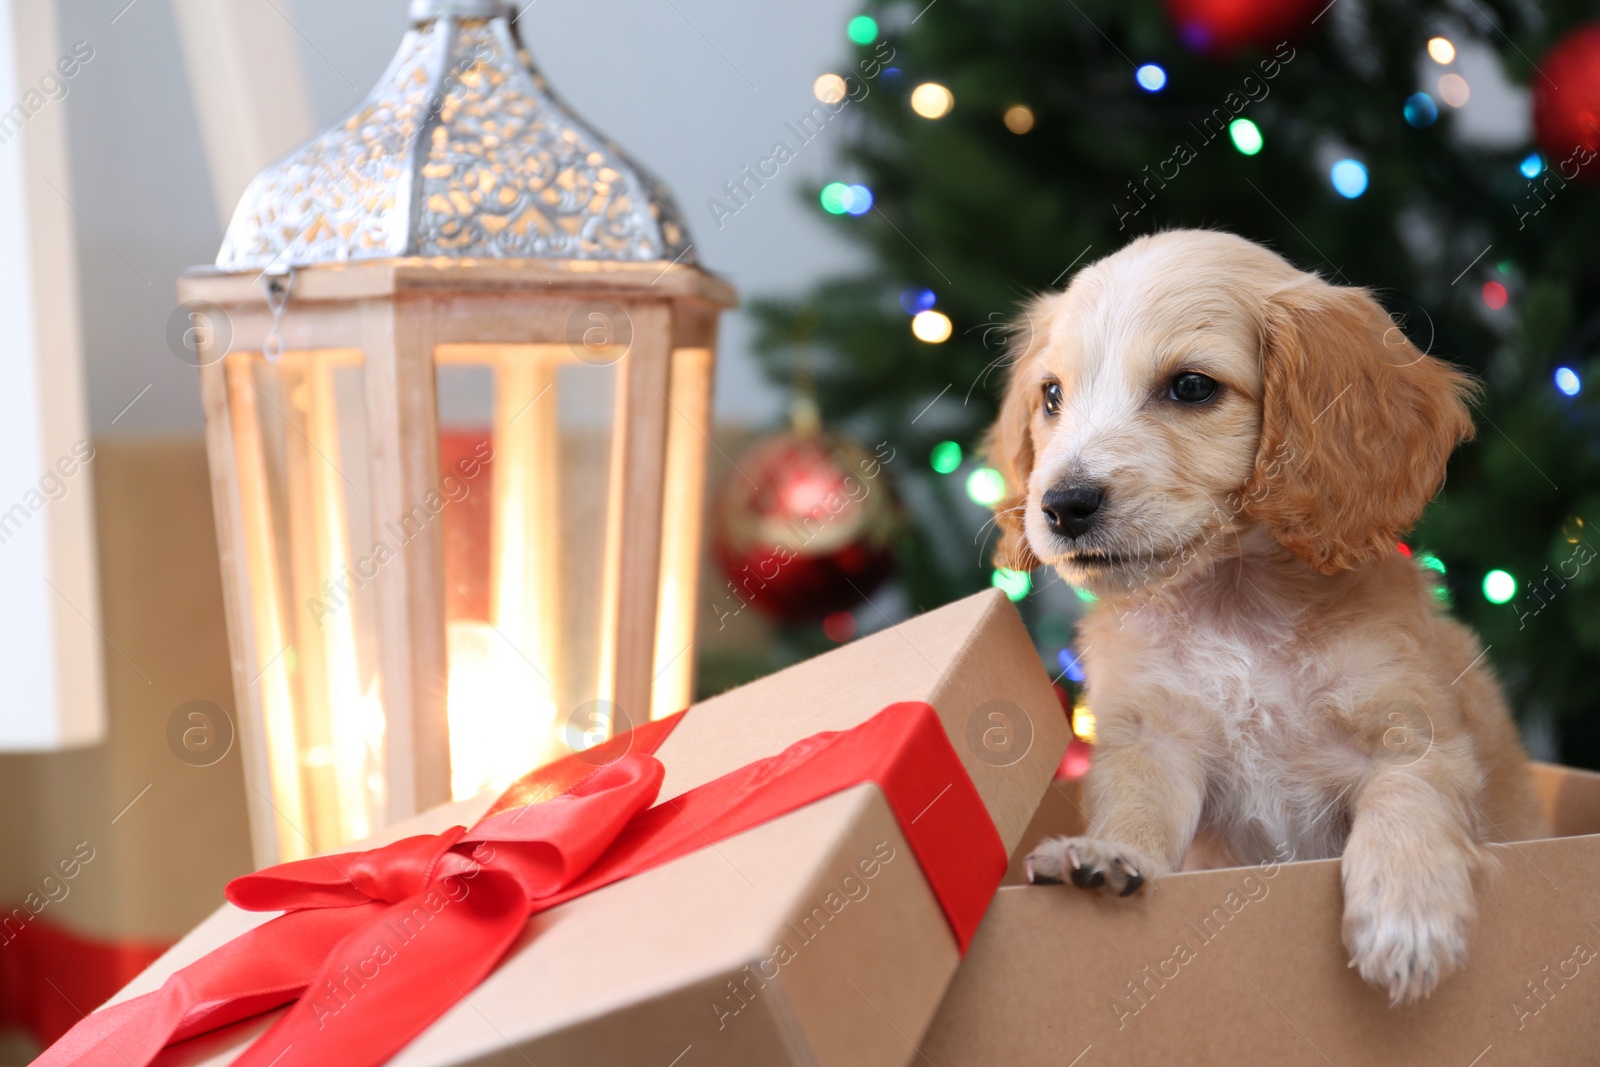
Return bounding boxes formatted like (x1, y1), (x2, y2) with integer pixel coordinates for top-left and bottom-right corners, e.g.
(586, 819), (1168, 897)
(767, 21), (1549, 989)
(38, 702), (1004, 1067)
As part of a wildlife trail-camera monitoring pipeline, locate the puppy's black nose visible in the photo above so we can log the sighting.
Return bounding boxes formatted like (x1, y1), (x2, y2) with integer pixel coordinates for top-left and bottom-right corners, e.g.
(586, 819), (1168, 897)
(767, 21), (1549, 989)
(1042, 485), (1104, 539)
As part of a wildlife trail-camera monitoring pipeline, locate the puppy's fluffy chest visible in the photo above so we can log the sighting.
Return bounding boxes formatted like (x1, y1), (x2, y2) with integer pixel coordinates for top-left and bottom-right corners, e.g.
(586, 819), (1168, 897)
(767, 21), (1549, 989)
(1090, 580), (1367, 863)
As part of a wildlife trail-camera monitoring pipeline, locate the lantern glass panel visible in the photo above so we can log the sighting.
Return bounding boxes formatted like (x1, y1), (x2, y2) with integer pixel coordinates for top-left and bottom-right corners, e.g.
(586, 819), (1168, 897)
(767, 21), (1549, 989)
(223, 349), (386, 857)
(435, 347), (619, 798)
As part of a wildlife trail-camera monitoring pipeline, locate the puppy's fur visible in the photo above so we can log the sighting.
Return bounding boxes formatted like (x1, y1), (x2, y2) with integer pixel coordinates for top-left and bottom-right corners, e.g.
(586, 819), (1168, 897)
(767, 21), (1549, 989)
(991, 230), (1545, 1005)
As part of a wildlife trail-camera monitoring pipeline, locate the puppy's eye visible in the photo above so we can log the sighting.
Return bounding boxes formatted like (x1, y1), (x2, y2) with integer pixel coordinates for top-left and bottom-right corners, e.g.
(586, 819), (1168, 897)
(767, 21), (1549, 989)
(1168, 372), (1218, 404)
(1042, 381), (1063, 417)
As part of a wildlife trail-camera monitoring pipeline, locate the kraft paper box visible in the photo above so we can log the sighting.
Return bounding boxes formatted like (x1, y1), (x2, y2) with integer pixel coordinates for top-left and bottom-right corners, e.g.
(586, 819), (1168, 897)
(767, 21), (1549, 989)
(923, 762), (1600, 1066)
(99, 589), (1067, 1067)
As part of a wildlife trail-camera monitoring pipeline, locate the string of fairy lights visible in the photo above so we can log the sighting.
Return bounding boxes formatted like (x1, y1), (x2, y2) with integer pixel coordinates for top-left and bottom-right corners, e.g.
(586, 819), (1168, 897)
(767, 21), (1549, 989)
(806, 16), (1588, 619)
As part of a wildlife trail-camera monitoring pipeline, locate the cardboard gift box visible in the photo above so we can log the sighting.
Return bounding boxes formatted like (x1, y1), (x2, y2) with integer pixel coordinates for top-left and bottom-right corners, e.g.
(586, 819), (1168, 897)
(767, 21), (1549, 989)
(60, 590), (1068, 1067)
(924, 762), (1600, 1066)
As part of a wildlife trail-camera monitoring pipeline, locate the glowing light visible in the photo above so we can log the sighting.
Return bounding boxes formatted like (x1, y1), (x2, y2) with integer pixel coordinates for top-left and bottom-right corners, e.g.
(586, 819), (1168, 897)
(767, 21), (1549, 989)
(912, 309), (953, 343)
(930, 440), (963, 473)
(1395, 542), (1412, 557)
(846, 15), (878, 44)
(1483, 569), (1516, 604)
(1057, 646), (1086, 683)
(822, 182), (876, 216)
(813, 73), (847, 105)
(1228, 118), (1264, 155)
(1074, 587), (1098, 603)
(1520, 152), (1545, 179)
(1072, 705), (1097, 744)
(1135, 64), (1167, 92)
(1004, 104), (1035, 134)
(965, 466), (1006, 507)
(1427, 37), (1456, 64)
(1418, 552), (1446, 574)
(1331, 159), (1369, 198)
(447, 621), (551, 800)
(910, 82), (954, 119)
(900, 287), (936, 314)
(823, 611), (857, 642)
(1403, 92), (1438, 127)
(1058, 736), (1092, 778)
(1438, 73), (1470, 108)
(1556, 366), (1581, 396)
(1481, 281), (1508, 310)
(992, 567), (1032, 601)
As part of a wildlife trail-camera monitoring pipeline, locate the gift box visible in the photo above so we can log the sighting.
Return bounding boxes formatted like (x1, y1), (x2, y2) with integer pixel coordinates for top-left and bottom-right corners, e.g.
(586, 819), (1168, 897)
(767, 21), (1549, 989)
(924, 761), (1600, 1065)
(45, 589), (1068, 1067)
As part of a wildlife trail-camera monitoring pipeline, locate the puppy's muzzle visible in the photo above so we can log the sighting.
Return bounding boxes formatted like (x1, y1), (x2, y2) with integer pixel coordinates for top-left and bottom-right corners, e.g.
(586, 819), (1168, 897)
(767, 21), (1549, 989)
(1041, 484), (1105, 539)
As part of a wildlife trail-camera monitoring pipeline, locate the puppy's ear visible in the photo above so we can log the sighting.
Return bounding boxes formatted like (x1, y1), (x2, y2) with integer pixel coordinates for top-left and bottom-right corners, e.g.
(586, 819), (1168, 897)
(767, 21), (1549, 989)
(987, 302), (1048, 572)
(1246, 279), (1478, 574)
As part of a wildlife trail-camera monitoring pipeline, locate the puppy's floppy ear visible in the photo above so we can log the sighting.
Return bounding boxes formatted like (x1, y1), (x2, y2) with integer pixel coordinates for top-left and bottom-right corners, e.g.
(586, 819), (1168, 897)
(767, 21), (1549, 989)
(1246, 278), (1478, 574)
(986, 299), (1049, 572)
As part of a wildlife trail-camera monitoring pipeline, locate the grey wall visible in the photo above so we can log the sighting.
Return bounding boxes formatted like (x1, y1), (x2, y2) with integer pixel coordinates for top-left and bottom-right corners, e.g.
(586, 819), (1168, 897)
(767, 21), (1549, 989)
(59, 0), (866, 435)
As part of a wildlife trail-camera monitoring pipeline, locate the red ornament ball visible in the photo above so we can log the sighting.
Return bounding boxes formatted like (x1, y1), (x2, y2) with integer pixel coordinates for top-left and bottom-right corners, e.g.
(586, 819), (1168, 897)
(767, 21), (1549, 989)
(711, 431), (899, 624)
(1165, 0), (1321, 55)
(1533, 22), (1600, 183)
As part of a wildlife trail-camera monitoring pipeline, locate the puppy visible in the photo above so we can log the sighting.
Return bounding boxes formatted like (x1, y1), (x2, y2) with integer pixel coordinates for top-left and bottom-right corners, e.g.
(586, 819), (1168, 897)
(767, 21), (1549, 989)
(989, 230), (1546, 1005)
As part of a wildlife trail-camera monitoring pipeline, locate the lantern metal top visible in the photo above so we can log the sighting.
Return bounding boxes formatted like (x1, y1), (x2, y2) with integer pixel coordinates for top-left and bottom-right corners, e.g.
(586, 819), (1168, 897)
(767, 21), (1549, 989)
(215, 1), (694, 272)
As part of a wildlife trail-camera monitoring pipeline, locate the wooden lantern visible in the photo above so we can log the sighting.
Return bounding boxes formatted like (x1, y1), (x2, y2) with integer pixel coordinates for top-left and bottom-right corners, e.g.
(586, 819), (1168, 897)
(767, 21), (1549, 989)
(183, 0), (734, 866)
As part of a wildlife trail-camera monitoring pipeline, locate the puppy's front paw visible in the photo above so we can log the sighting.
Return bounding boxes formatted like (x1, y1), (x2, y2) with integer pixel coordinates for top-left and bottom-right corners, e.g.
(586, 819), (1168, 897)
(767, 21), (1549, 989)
(1342, 874), (1471, 1006)
(1026, 836), (1152, 897)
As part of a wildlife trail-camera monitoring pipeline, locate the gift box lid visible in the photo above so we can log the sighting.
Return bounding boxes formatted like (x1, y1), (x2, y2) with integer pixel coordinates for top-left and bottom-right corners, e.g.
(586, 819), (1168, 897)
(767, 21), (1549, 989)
(96, 589), (1067, 1067)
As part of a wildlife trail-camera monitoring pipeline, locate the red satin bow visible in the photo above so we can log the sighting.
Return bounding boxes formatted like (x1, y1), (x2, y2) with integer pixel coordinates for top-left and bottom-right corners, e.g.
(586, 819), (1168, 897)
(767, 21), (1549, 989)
(39, 702), (1004, 1067)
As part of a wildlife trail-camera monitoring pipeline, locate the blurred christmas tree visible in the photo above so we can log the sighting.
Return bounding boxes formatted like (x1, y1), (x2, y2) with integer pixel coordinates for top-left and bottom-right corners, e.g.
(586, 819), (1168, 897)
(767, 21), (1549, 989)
(747, 0), (1600, 766)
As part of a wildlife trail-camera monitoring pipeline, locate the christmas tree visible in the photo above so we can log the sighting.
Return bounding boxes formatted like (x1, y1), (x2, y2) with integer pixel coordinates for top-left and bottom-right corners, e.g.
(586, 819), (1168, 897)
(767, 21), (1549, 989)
(745, 0), (1600, 766)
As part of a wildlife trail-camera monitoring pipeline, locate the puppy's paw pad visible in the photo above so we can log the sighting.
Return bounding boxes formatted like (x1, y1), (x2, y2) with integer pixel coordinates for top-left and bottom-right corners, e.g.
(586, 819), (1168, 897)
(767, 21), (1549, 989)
(1343, 898), (1470, 1006)
(1026, 836), (1150, 897)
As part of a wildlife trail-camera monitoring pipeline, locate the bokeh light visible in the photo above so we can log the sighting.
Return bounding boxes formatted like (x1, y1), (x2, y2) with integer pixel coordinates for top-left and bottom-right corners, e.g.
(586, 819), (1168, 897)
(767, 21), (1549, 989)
(1072, 705), (1097, 744)
(1330, 159), (1369, 198)
(1418, 552), (1446, 574)
(1520, 152), (1545, 179)
(992, 567), (1032, 601)
(822, 611), (857, 642)
(1228, 118), (1263, 155)
(1482, 569), (1516, 604)
(912, 309), (953, 343)
(899, 287), (936, 314)
(1135, 64), (1167, 92)
(1556, 366), (1582, 396)
(930, 440), (963, 473)
(813, 73), (847, 105)
(846, 15), (877, 45)
(910, 82), (954, 119)
(1057, 646), (1086, 683)
(1403, 92), (1438, 127)
(1074, 587), (1098, 603)
(1004, 104), (1035, 133)
(820, 182), (872, 215)
(1481, 280), (1508, 310)
(965, 467), (1006, 507)
(1438, 73), (1470, 107)
(1427, 37), (1456, 64)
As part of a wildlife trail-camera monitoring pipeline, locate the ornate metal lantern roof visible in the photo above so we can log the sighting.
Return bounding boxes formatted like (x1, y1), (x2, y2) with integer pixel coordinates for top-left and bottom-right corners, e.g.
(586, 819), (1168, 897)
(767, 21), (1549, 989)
(216, 0), (693, 272)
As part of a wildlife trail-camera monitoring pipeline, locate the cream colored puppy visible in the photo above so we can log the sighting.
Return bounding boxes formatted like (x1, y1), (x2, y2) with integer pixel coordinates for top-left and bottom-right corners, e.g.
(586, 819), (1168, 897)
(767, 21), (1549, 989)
(989, 230), (1545, 1006)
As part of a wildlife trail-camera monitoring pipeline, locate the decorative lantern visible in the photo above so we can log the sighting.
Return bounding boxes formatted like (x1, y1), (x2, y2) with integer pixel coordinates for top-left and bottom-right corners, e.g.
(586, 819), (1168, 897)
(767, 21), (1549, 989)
(181, 0), (734, 866)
